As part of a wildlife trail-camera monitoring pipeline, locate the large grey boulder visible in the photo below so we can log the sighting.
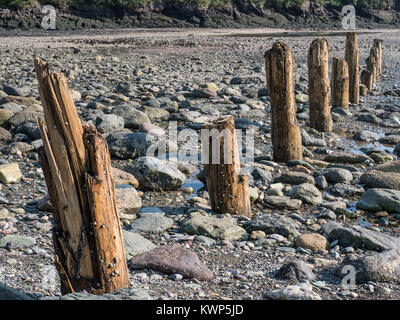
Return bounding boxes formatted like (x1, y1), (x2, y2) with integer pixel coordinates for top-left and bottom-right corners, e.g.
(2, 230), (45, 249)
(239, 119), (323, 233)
(128, 215), (174, 235)
(107, 131), (152, 160)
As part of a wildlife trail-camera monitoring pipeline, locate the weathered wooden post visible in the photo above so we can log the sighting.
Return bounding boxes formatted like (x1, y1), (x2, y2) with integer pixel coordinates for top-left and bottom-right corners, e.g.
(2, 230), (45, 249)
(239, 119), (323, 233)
(308, 38), (332, 132)
(265, 42), (302, 162)
(373, 39), (382, 81)
(202, 115), (251, 218)
(331, 57), (349, 110)
(345, 32), (360, 104)
(361, 69), (373, 90)
(369, 46), (379, 83)
(35, 57), (129, 295)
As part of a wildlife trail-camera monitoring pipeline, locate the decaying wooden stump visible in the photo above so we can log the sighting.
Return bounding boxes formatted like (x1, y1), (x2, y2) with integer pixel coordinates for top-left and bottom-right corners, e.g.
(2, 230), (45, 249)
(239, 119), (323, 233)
(360, 84), (368, 96)
(361, 69), (373, 91)
(308, 38), (332, 132)
(345, 32), (360, 104)
(373, 39), (382, 81)
(35, 57), (129, 295)
(265, 42), (302, 162)
(331, 57), (349, 110)
(202, 115), (251, 218)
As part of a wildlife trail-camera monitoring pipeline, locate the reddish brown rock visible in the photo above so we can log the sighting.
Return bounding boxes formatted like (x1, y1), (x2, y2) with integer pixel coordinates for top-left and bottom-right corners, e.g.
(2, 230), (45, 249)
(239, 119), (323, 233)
(129, 245), (213, 281)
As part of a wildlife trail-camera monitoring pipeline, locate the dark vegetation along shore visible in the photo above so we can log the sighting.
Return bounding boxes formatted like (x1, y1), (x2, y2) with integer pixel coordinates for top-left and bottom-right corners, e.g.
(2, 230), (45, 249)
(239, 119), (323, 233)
(0, 0), (400, 30)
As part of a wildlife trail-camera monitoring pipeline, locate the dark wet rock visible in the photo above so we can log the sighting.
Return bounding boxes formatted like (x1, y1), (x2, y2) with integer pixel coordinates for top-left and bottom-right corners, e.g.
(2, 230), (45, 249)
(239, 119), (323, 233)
(129, 245), (214, 281)
(357, 188), (400, 213)
(243, 213), (300, 240)
(323, 222), (400, 252)
(276, 260), (316, 282)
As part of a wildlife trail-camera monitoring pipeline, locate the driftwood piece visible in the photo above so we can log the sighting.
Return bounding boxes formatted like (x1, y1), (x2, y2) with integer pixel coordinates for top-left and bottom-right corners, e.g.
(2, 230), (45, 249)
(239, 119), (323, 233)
(265, 42), (302, 163)
(35, 57), (129, 294)
(202, 115), (251, 218)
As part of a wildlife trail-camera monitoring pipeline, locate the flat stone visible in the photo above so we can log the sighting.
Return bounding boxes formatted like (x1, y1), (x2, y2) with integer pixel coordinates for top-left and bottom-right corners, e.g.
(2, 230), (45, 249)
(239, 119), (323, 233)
(137, 207), (165, 218)
(129, 215), (173, 234)
(181, 215), (246, 241)
(129, 245), (213, 281)
(324, 152), (371, 164)
(0, 235), (36, 249)
(264, 196), (302, 210)
(275, 172), (315, 185)
(123, 230), (156, 260)
(266, 284), (321, 300)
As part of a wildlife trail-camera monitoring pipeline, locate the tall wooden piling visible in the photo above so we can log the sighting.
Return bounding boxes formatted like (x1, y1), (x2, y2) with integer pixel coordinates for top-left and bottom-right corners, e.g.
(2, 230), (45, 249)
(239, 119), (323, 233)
(308, 38), (332, 132)
(331, 57), (349, 110)
(345, 32), (360, 104)
(35, 57), (129, 295)
(265, 42), (302, 163)
(202, 115), (251, 218)
(373, 39), (382, 81)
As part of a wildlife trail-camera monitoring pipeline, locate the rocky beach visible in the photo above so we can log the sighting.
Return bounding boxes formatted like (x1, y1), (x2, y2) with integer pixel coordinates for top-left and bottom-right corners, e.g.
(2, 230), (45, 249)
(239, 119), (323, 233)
(1, 27), (400, 300)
